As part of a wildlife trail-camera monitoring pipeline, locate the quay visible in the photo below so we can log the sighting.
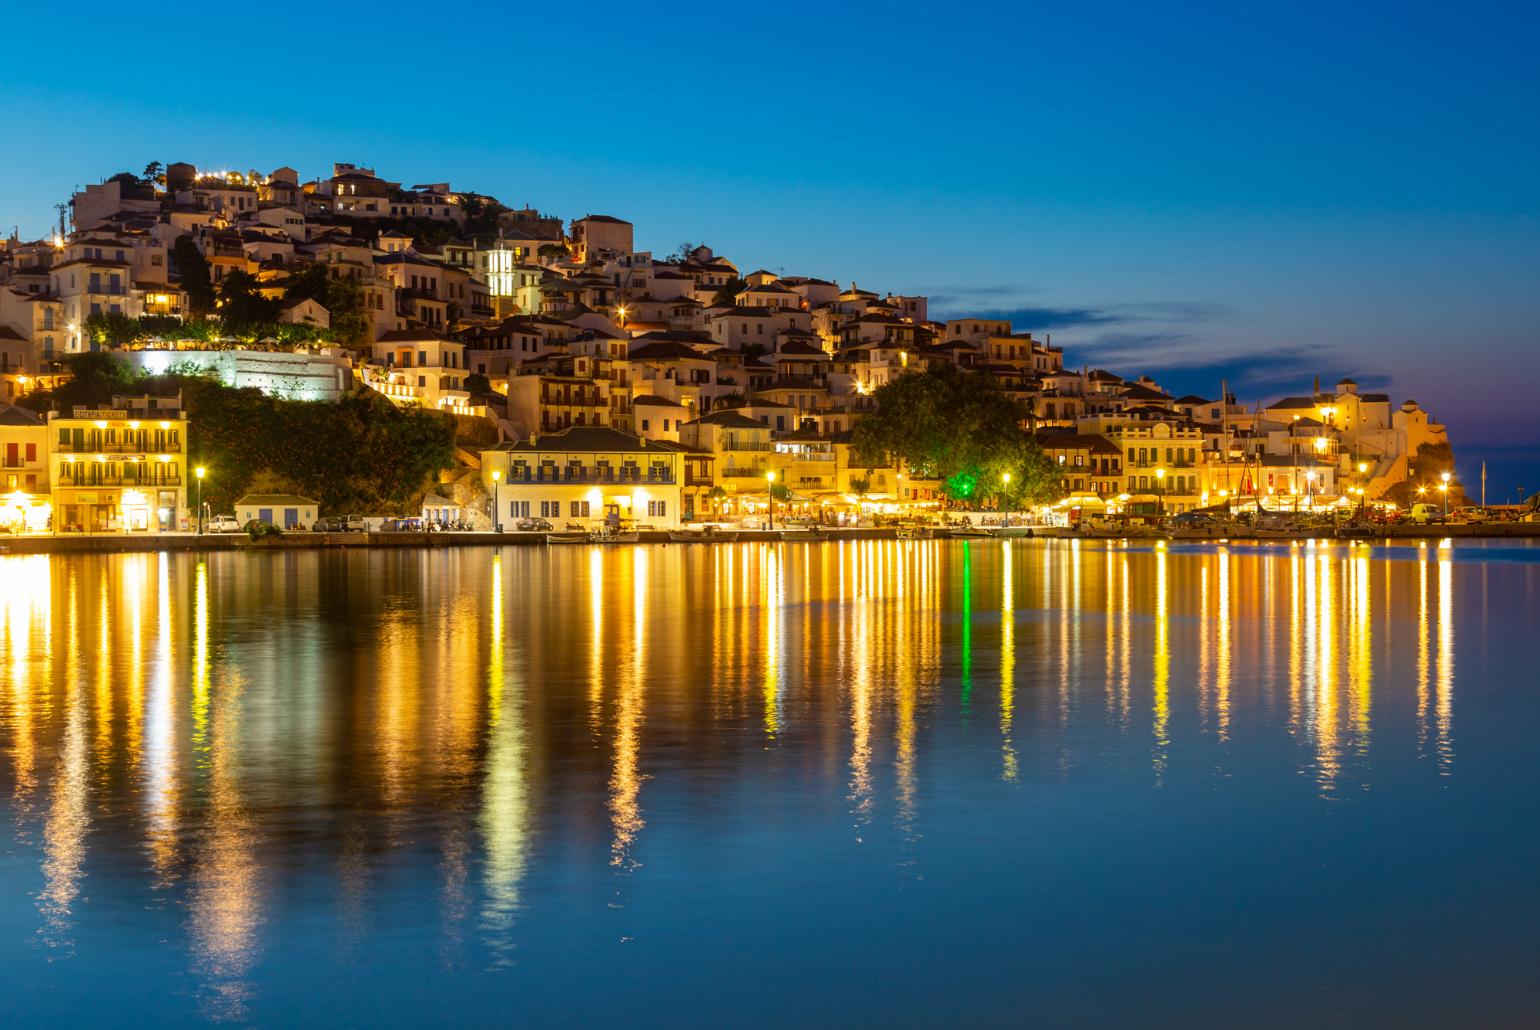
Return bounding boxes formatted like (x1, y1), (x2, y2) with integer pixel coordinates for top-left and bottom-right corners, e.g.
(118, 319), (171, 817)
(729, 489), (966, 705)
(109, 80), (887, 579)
(4, 522), (1540, 556)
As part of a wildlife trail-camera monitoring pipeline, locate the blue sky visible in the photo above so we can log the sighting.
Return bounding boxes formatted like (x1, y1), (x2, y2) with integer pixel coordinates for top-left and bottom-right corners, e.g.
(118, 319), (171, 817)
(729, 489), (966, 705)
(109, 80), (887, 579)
(5, 1), (1537, 496)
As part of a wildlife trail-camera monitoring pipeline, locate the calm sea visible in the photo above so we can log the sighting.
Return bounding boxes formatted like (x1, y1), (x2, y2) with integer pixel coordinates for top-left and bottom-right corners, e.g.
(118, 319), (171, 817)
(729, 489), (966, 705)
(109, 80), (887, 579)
(2, 540), (1538, 1026)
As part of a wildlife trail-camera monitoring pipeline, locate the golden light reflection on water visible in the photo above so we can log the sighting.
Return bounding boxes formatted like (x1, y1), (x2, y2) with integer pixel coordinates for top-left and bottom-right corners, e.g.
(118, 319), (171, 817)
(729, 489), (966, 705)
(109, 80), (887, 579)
(480, 552), (531, 959)
(0, 540), (1505, 996)
(1152, 545), (1170, 781)
(1000, 541), (1017, 782)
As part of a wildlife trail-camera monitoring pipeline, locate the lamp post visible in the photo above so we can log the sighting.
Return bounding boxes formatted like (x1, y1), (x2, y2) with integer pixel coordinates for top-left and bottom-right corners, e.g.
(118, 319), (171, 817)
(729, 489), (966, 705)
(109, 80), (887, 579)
(1155, 467), (1166, 517)
(1357, 461), (1369, 513)
(491, 469), (502, 532)
(1440, 471), (1451, 516)
(1305, 471), (1316, 511)
(1001, 471), (1011, 527)
(765, 470), (776, 531)
(195, 466), (206, 534)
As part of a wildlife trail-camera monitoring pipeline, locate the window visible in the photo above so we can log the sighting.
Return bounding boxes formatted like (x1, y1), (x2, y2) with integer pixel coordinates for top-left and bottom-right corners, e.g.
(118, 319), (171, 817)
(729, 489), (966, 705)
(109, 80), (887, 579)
(648, 500), (667, 517)
(641, 419), (650, 431)
(570, 500), (590, 518)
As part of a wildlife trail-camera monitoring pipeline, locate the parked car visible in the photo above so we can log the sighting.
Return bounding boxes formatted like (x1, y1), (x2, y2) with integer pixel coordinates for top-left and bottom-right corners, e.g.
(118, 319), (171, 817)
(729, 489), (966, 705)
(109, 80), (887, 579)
(208, 515), (241, 533)
(380, 517), (425, 532)
(1407, 503), (1444, 525)
(1452, 506), (1488, 523)
(514, 517), (553, 532)
(312, 516), (346, 533)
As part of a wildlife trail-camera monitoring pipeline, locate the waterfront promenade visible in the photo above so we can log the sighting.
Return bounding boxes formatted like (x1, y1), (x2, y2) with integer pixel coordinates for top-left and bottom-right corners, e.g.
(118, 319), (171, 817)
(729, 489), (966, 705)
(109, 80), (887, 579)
(4, 521), (1540, 555)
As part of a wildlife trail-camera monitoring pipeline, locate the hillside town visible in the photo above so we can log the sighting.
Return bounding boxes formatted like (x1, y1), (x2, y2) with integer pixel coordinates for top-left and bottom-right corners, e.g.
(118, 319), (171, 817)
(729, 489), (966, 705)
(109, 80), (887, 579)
(0, 160), (1458, 535)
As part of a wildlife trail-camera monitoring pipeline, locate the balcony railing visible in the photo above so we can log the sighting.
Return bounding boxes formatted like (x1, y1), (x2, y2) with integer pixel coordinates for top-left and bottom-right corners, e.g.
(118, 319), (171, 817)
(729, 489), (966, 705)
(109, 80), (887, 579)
(54, 440), (183, 454)
(57, 474), (182, 488)
(504, 468), (676, 485)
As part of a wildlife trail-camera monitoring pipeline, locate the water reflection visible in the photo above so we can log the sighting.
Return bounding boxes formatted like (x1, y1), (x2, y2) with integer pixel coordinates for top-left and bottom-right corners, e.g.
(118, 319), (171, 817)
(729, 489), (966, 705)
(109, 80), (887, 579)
(0, 540), (1518, 1021)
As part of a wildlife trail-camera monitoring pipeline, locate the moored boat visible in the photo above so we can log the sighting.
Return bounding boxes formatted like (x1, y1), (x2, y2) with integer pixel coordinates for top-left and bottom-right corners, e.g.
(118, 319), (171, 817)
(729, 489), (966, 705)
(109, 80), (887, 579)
(668, 526), (740, 543)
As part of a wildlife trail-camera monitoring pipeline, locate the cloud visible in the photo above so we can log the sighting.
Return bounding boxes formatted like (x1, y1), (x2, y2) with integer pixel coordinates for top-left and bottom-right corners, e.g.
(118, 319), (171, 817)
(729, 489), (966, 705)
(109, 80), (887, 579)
(922, 285), (1390, 402)
(1069, 334), (1395, 400)
(924, 288), (1230, 333)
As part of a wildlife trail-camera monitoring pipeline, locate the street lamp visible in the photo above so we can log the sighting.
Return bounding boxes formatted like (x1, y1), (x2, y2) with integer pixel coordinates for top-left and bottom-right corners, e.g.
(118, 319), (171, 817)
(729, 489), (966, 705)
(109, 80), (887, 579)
(491, 469), (502, 532)
(1155, 467), (1166, 516)
(1440, 471), (1451, 516)
(1001, 471), (1011, 527)
(195, 466), (206, 534)
(766, 470), (776, 531)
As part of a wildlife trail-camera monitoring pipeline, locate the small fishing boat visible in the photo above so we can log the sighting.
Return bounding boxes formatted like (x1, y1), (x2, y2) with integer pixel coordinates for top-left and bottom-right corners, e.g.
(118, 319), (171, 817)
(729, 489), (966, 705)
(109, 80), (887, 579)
(669, 526), (739, 543)
(545, 531), (590, 545)
(589, 529), (640, 544)
(895, 525), (934, 540)
(945, 525), (991, 539)
(777, 525), (825, 541)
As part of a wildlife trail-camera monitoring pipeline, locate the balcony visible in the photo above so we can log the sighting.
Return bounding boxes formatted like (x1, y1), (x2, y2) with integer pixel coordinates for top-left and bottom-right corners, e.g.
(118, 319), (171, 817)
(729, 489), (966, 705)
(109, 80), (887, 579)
(57, 474), (181, 488)
(504, 467), (676, 486)
(54, 440), (183, 455)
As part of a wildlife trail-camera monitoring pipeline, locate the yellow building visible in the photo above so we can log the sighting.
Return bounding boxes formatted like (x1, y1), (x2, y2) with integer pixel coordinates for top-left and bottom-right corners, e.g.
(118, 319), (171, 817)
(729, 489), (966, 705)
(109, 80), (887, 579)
(1, 402), (51, 532)
(48, 402), (188, 533)
(480, 426), (689, 529)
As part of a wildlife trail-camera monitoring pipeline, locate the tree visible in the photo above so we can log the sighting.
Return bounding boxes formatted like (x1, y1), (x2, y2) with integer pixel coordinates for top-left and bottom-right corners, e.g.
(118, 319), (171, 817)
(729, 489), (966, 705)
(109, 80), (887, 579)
(711, 276), (746, 308)
(464, 372), (491, 396)
(142, 161), (164, 187)
(171, 236), (215, 316)
(850, 476), (871, 503)
(321, 275), (372, 347)
(1384, 441), (1467, 508)
(217, 270), (279, 330)
(852, 365), (1061, 505)
(83, 311), (138, 347)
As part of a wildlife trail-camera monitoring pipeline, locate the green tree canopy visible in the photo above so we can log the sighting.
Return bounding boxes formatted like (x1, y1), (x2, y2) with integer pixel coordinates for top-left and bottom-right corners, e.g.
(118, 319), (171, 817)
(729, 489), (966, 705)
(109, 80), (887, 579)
(217, 270), (280, 330)
(852, 366), (1061, 504)
(711, 277), (747, 308)
(24, 355), (455, 515)
(170, 236), (215, 316)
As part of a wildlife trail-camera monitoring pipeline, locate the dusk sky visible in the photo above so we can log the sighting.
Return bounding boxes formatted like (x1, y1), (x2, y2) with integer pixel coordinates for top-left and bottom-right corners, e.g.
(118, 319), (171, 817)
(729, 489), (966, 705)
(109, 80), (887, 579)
(6, 1), (1537, 495)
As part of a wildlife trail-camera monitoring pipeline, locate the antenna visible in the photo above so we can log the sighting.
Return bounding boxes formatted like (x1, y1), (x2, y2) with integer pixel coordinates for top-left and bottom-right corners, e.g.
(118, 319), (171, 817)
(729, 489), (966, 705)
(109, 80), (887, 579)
(55, 202), (69, 236)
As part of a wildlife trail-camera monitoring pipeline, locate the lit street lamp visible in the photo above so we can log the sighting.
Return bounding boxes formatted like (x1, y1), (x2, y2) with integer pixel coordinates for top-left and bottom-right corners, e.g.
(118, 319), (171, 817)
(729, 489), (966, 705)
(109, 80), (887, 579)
(491, 469), (502, 532)
(1440, 471), (1451, 516)
(1155, 467), (1166, 516)
(1001, 471), (1011, 527)
(195, 466), (206, 534)
(766, 470), (777, 531)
